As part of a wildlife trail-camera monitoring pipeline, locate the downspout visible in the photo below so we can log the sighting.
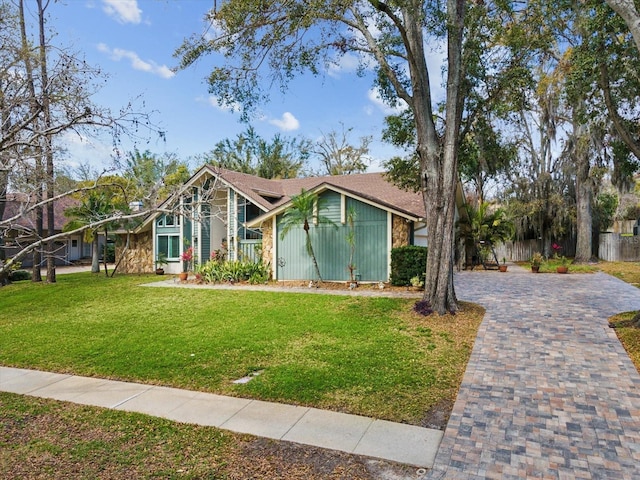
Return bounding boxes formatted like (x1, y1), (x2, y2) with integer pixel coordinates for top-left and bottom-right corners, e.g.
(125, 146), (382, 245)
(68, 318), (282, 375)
(272, 215), (277, 281)
(387, 212), (393, 282)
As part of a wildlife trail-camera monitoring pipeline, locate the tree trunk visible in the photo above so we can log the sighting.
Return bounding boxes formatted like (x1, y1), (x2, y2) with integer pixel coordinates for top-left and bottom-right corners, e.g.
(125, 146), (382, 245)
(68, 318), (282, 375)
(412, 0), (466, 314)
(103, 227), (109, 276)
(32, 200), (43, 283)
(306, 232), (323, 282)
(38, 0), (56, 283)
(91, 234), (100, 273)
(0, 169), (7, 265)
(18, 0), (42, 282)
(574, 131), (594, 263)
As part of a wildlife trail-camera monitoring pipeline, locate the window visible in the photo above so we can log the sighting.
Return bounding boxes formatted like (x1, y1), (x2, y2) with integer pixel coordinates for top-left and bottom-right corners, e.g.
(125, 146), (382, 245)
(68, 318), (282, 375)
(71, 240), (78, 247)
(238, 199), (263, 240)
(157, 235), (180, 259)
(157, 215), (181, 227)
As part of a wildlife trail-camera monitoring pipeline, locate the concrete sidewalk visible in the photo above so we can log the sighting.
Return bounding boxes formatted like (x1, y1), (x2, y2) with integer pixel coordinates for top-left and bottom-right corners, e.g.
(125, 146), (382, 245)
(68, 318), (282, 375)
(0, 366), (442, 468)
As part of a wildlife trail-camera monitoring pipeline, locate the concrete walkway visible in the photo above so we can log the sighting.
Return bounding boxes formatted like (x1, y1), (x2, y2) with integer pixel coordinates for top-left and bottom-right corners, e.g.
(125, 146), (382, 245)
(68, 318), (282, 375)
(428, 265), (640, 479)
(0, 366), (442, 468)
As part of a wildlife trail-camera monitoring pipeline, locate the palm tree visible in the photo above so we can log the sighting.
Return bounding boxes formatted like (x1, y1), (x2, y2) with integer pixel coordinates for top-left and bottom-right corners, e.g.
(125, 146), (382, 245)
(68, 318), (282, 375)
(458, 202), (514, 267)
(279, 189), (335, 282)
(64, 192), (114, 273)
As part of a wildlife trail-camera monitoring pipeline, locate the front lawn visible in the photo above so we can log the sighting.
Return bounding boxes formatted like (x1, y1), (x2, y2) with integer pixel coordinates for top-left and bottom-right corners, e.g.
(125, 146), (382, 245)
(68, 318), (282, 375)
(1, 391), (394, 480)
(599, 261), (640, 374)
(0, 273), (483, 426)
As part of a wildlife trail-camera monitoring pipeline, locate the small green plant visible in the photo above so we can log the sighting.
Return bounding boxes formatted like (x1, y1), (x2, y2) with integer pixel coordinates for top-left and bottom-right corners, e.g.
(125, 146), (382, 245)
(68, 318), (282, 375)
(530, 252), (543, 268)
(410, 275), (424, 288)
(346, 206), (357, 282)
(155, 252), (168, 270)
(552, 243), (569, 266)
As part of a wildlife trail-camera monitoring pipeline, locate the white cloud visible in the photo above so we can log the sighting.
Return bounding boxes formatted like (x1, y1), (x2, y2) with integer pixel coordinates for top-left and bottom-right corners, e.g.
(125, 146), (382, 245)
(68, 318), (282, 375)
(268, 112), (300, 131)
(97, 43), (175, 79)
(327, 53), (360, 78)
(56, 131), (117, 171)
(102, 0), (142, 24)
(366, 89), (407, 115)
(195, 95), (242, 114)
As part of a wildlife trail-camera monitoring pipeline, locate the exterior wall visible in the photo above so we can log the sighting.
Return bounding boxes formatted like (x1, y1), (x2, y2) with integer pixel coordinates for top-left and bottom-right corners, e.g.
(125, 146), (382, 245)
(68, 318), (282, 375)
(392, 215), (411, 248)
(116, 231), (153, 274)
(275, 193), (389, 281)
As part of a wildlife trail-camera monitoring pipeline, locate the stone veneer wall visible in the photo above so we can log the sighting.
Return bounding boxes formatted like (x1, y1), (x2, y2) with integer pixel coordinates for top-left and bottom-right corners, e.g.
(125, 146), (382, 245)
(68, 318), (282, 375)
(261, 220), (274, 279)
(115, 231), (153, 274)
(392, 215), (411, 248)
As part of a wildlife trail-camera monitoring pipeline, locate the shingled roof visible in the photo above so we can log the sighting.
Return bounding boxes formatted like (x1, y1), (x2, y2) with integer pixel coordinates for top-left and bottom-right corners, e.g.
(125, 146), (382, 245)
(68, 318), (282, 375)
(206, 166), (425, 219)
(1, 193), (78, 234)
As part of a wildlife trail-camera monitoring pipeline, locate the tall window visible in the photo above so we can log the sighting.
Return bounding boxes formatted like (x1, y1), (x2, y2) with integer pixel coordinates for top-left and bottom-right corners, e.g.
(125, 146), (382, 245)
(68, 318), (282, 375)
(157, 235), (180, 259)
(239, 199), (263, 240)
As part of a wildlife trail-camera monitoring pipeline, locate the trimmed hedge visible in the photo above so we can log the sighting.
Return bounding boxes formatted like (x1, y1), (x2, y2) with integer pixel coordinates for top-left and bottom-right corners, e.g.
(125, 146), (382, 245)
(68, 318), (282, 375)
(390, 245), (427, 286)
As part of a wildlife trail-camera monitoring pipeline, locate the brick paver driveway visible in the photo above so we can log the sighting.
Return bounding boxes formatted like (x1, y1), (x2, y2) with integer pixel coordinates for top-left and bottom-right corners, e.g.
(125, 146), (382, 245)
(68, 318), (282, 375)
(427, 267), (640, 479)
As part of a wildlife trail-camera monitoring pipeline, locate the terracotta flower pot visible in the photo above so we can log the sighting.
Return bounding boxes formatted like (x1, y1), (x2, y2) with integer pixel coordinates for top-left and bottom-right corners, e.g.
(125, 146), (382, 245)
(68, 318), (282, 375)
(556, 266), (568, 274)
(531, 266), (540, 273)
(499, 265), (508, 272)
(179, 272), (188, 281)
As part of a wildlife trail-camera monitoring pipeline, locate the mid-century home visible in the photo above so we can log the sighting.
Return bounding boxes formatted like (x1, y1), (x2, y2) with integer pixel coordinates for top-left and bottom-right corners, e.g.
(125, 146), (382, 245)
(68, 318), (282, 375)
(116, 165), (429, 282)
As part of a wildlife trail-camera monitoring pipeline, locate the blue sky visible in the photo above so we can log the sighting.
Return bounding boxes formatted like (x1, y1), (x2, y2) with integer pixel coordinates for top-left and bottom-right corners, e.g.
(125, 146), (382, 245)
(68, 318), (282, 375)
(47, 0), (442, 175)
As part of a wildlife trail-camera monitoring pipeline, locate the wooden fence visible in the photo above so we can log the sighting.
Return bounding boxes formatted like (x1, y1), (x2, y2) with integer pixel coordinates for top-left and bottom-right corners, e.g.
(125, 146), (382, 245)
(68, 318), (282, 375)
(494, 238), (575, 262)
(598, 233), (640, 262)
(492, 234), (640, 262)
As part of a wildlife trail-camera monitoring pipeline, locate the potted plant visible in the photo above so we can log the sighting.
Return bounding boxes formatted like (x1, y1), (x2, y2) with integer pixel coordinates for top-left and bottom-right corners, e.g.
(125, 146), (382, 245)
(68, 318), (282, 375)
(556, 255), (569, 274)
(499, 257), (508, 272)
(552, 243), (569, 273)
(179, 246), (193, 281)
(530, 252), (543, 273)
(155, 252), (168, 275)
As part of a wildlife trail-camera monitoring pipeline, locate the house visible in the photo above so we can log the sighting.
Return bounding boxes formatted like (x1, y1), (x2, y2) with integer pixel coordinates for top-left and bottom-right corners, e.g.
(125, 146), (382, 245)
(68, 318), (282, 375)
(0, 193), (101, 267)
(116, 165), (428, 282)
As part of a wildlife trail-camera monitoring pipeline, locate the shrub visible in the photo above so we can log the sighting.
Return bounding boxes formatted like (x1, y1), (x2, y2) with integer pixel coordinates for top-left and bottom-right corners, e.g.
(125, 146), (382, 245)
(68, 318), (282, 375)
(104, 243), (116, 263)
(197, 259), (271, 284)
(390, 246), (427, 286)
(9, 270), (31, 282)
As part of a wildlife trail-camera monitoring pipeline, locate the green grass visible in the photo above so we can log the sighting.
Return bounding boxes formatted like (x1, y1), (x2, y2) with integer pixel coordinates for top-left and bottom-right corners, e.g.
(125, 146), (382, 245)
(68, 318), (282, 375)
(0, 391), (393, 479)
(0, 273), (483, 424)
(599, 262), (640, 375)
(608, 312), (640, 370)
(0, 391), (232, 479)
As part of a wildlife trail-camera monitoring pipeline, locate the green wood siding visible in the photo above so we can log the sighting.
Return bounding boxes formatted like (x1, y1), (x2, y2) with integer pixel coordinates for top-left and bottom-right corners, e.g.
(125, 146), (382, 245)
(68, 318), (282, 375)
(276, 194), (388, 281)
(201, 204), (211, 262)
(320, 191), (342, 223)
